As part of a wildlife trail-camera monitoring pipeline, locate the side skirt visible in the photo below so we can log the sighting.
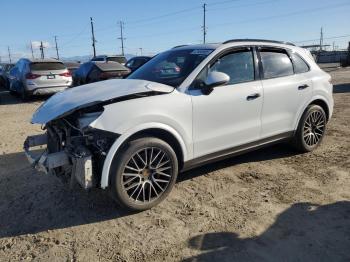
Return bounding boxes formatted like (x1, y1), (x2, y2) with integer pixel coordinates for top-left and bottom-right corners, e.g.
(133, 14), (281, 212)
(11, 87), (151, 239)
(182, 131), (294, 172)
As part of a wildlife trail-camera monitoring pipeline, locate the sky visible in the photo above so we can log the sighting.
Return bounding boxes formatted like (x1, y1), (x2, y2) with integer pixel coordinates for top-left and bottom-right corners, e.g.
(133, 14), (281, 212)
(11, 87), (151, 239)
(0, 0), (349, 62)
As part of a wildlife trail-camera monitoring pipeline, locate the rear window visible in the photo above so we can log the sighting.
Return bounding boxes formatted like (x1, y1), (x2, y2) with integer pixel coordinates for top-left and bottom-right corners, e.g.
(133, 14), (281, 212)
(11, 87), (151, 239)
(95, 62), (129, 72)
(91, 57), (104, 62)
(260, 49), (294, 79)
(30, 62), (66, 71)
(107, 57), (127, 64)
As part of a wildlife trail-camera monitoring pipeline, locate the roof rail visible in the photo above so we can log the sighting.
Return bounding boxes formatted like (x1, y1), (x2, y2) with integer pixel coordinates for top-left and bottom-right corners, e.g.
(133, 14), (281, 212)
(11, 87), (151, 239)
(172, 45), (189, 49)
(222, 39), (295, 46)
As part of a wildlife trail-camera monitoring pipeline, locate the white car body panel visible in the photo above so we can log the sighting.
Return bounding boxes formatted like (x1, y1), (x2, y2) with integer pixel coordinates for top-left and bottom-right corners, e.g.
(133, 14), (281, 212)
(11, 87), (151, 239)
(260, 74), (313, 138)
(189, 80), (263, 158)
(26, 40), (334, 191)
(31, 79), (174, 124)
(89, 90), (193, 188)
(25, 70), (72, 91)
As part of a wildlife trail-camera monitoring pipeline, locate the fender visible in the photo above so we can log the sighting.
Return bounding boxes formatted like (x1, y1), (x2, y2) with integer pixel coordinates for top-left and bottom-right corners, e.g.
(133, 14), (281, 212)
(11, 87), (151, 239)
(100, 122), (190, 189)
(292, 94), (332, 131)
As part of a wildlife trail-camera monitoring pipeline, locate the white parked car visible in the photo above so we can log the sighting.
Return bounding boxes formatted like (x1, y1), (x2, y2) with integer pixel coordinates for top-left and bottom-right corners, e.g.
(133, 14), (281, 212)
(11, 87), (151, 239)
(24, 39), (333, 211)
(9, 58), (72, 100)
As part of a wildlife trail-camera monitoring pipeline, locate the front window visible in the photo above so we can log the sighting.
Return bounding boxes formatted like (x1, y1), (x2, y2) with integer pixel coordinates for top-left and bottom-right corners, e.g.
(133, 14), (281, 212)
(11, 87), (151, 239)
(127, 48), (213, 87)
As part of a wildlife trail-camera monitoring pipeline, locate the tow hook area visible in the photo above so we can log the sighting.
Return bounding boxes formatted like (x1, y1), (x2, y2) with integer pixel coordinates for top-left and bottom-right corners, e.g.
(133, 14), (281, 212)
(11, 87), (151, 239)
(23, 134), (94, 189)
(23, 134), (69, 174)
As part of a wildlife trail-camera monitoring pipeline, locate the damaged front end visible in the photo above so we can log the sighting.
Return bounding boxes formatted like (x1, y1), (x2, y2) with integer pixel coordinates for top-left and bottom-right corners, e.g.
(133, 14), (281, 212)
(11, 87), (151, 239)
(24, 106), (119, 189)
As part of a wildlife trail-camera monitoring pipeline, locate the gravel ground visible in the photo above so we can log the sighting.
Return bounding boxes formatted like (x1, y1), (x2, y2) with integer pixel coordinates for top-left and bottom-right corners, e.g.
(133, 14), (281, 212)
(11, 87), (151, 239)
(0, 67), (349, 262)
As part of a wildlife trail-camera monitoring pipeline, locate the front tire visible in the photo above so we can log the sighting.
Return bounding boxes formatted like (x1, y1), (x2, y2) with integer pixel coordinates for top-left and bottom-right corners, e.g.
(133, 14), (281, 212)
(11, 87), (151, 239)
(110, 137), (178, 211)
(292, 104), (327, 152)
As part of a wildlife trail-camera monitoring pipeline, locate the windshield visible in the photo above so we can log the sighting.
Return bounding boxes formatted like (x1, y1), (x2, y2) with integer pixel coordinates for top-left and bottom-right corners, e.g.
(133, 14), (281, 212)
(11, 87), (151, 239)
(127, 48), (213, 87)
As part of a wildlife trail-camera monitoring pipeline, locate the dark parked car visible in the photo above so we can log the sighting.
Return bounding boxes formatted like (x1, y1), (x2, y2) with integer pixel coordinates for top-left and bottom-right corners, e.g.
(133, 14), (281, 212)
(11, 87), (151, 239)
(0, 63), (15, 88)
(64, 62), (81, 76)
(125, 56), (152, 72)
(73, 61), (130, 86)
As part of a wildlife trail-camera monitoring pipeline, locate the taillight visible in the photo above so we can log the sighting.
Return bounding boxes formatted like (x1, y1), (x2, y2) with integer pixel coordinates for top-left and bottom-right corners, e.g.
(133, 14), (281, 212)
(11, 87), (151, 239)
(59, 71), (72, 77)
(26, 73), (41, 79)
(100, 72), (111, 79)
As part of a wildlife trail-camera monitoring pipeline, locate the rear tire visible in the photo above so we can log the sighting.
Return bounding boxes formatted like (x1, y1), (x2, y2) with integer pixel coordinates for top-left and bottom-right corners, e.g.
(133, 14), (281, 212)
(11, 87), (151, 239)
(20, 86), (30, 101)
(292, 104), (327, 152)
(110, 137), (178, 211)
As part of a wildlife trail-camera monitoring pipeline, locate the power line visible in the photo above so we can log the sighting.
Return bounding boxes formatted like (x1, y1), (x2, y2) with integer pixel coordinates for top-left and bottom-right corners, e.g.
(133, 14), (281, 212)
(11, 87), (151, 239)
(208, 0), (279, 12)
(207, 1), (350, 29)
(293, 34), (350, 43)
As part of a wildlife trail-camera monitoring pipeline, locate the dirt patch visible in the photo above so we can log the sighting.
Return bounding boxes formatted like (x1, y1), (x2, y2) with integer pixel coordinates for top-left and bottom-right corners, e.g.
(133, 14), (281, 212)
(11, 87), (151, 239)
(0, 68), (349, 261)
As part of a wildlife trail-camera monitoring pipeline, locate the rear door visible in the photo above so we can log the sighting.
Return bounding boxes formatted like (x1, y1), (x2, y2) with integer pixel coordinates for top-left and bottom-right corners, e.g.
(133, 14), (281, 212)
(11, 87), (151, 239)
(259, 47), (313, 138)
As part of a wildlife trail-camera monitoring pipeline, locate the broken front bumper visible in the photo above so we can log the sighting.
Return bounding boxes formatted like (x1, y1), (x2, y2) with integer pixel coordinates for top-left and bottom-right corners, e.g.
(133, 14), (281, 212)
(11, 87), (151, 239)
(23, 134), (94, 189)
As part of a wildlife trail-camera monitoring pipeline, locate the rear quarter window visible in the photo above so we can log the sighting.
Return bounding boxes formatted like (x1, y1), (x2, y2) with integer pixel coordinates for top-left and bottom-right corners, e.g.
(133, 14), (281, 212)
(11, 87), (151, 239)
(260, 50), (294, 79)
(291, 53), (310, 74)
(30, 62), (66, 71)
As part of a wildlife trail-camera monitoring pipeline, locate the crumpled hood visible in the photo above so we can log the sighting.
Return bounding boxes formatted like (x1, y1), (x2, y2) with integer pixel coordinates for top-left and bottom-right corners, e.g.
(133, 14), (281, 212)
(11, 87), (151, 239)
(31, 79), (174, 124)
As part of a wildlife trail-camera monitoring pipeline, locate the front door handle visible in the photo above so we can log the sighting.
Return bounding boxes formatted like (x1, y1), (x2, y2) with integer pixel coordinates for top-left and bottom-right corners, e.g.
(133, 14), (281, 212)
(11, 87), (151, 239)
(298, 84), (309, 90)
(247, 93), (261, 101)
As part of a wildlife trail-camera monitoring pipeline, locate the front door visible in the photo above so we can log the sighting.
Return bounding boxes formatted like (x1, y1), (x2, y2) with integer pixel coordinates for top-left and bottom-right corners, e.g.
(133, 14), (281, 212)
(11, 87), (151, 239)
(189, 48), (263, 158)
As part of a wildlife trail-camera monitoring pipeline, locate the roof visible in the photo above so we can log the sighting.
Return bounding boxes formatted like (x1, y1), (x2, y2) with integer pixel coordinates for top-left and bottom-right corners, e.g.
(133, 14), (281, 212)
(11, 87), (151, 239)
(222, 39), (295, 46)
(94, 55), (126, 58)
(25, 58), (63, 63)
(171, 43), (220, 50)
(172, 39), (297, 51)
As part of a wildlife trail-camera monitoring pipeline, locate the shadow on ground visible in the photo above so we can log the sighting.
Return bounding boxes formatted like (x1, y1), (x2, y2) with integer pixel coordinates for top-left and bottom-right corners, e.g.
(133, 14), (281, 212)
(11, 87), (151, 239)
(333, 83), (350, 93)
(184, 201), (350, 262)
(0, 87), (48, 105)
(0, 151), (132, 238)
(180, 143), (298, 182)
(0, 143), (298, 238)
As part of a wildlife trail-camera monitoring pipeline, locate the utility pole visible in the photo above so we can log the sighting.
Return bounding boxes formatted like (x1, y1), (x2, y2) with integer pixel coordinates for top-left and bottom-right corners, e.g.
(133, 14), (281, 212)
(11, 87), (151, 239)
(39, 41), (45, 59)
(30, 41), (34, 59)
(54, 36), (60, 60)
(319, 27), (323, 52)
(90, 17), (97, 57)
(139, 48), (143, 56)
(202, 3), (207, 44)
(118, 21), (126, 56)
(7, 46), (12, 63)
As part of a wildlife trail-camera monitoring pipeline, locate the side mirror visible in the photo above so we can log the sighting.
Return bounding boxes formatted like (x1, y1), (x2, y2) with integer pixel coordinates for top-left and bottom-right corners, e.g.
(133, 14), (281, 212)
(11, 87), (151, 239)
(203, 71), (230, 95)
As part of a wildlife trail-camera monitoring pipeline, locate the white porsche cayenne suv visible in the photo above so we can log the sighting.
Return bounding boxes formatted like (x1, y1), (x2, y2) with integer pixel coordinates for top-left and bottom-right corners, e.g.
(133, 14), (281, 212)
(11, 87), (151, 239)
(24, 39), (333, 211)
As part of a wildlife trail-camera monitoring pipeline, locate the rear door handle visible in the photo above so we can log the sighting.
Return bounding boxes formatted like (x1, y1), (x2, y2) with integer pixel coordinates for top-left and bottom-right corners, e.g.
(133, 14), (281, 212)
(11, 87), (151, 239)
(246, 93), (261, 101)
(298, 84), (309, 90)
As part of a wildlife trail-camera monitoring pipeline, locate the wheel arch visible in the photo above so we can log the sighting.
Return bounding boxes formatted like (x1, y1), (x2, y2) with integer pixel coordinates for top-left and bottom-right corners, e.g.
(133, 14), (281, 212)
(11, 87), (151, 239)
(100, 124), (189, 189)
(309, 99), (330, 120)
(294, 96), (331, 131)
